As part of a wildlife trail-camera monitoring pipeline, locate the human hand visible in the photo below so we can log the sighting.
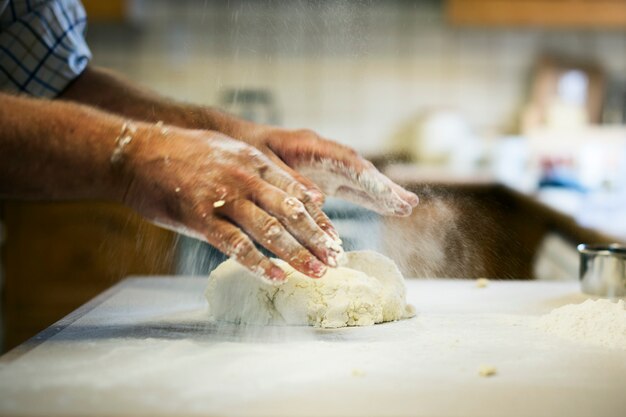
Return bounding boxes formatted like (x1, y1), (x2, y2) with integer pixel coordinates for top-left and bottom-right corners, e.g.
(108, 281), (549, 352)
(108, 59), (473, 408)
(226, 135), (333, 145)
(121, 124), (343, 281)
(234, 126), (419, 216)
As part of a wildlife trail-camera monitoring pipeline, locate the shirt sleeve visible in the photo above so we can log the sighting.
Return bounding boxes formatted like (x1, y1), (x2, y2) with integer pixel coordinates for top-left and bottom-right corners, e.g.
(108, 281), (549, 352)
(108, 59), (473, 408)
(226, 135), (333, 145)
(0, 0), (91, 98)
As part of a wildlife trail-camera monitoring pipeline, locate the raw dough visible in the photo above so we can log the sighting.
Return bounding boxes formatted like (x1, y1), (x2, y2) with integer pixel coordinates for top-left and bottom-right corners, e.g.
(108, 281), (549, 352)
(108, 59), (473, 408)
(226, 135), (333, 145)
(205, 250), (415, 328)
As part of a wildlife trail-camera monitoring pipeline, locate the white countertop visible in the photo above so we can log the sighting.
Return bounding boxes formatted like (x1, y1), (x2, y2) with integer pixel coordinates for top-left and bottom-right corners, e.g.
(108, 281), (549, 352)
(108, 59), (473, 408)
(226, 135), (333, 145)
(0, 277), (624, 417)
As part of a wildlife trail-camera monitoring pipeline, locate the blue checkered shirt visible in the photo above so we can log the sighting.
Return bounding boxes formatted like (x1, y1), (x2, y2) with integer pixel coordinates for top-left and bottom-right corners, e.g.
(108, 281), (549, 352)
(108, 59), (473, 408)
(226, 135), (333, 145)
(0, 0), (91, 97)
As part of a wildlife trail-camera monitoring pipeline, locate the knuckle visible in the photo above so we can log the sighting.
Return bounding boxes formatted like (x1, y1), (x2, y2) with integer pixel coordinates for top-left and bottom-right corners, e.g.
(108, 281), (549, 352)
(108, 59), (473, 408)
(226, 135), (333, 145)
(281, 196), (306, 221)
(260, 217), (282, 237)
(298, 191), (312, 204)
(224, 231), (254, 257)
(249, 150), (267, 166)
(239, 146), (268, 166)
(286, 181), (310, 201)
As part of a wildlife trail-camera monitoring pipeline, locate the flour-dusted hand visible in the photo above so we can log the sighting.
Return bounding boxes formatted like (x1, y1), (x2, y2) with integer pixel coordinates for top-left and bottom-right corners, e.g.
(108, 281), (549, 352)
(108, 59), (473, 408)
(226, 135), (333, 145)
(120, 124), (343, 281)
(59, 68), (417, 217)
(57, 68), (417, 217)
(0, 94), (342, 282)
(236, 126), (419, 216)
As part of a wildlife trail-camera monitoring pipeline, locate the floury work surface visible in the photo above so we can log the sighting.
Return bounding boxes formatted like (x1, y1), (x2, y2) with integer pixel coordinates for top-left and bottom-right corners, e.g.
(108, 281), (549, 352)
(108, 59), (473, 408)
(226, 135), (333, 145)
(0, 278), (624, 417)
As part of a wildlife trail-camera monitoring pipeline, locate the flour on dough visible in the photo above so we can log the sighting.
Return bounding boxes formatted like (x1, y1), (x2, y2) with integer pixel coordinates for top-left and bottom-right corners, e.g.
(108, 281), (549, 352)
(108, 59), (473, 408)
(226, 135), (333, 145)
(205, 250), (415, 328)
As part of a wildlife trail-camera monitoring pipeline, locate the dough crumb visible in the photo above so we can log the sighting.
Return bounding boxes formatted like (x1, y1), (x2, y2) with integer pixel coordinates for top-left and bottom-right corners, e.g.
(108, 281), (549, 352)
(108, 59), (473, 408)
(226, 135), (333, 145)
(351, 369), (366, 377)
(475, 278), (489, 288)
(478, 364), (497, 377)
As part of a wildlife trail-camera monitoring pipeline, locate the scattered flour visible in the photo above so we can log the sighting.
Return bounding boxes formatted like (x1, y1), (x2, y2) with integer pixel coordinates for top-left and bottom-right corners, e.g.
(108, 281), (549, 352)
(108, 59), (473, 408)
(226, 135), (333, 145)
(205, 250), (415, 328)
(536, 299), (626, 349)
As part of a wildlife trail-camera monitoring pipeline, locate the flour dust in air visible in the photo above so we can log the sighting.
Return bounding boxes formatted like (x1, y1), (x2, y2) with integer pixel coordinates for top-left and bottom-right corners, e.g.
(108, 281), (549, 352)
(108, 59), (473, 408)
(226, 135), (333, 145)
(205, 250), (415, 328)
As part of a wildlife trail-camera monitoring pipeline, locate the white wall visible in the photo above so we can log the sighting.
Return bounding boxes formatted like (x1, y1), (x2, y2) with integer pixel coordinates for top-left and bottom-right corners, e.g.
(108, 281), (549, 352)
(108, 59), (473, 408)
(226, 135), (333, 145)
(88, 0), (626, 154)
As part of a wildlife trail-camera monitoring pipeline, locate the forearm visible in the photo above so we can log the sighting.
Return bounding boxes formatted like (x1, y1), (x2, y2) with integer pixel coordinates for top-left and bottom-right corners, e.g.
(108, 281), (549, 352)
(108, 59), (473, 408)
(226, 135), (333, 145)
(0, 92), (134, 201)
(60, 66), (253, 137)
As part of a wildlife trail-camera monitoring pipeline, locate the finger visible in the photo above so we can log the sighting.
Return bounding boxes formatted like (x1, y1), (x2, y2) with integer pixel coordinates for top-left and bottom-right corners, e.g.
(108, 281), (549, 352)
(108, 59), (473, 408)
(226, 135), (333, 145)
(265, 152), (325, 206)
(259, 159), (309, 198)
(371, 166), (419, 207)
(267, 131), (359, 169)
(220, 199), (327, 278)
(389, 181), (420, 207)
(267, 131), (417, 216)
(350, 181), (412, 216)
(204, 218), (286, 282)
(298, 162), (413, 216)
(249, 181), (344, 267)
(302, 198), (341, 243)
(333, 186), (397, 216)
(259, 162), (341, 242)
(354, 161), (417, 214)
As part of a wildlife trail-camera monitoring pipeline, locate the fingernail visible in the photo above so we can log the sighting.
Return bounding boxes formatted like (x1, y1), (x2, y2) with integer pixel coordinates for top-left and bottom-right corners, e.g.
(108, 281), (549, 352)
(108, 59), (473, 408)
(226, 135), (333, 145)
(393, 202), (412, 217)
(269, 265), (286, 281)
(328, 243), (347, 266)
(327, 227), (342, 244)
(307, 258), (327, 278)
(335, 249), (347, 266)
(322, 235), (343, 253)
(307, 189), (325, 205)
(407, 192), (419, 206)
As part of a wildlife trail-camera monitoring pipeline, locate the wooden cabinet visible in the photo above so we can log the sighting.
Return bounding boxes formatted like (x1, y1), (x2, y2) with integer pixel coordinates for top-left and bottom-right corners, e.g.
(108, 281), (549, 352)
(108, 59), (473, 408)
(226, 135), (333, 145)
(1, 202), (175, 351)
(447, 0), (626, 28)
(380, 182), (620, 280)
(81, 0), (128, 22)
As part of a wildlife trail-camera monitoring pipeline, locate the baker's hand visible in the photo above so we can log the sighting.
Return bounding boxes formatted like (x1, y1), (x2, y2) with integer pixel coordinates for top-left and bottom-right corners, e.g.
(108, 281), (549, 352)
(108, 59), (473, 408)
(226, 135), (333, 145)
(233, 125), (419, 216)
(121, 125), (343, 281)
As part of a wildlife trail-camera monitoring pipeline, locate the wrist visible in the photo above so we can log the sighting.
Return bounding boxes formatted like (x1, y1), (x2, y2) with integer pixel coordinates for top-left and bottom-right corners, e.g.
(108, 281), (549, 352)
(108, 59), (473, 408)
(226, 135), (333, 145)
(107, 120), (156, 205)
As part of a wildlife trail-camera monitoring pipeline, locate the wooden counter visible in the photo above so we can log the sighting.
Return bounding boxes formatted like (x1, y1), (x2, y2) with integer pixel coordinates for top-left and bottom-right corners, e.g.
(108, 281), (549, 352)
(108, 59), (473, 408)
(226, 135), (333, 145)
(0, 202), (175, 351)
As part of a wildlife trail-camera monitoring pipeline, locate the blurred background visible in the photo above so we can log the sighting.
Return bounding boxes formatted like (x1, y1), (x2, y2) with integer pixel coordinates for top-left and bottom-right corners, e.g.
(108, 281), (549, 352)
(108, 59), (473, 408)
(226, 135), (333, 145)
(86, 0), (626, 238)
(1, 0), (626, 350)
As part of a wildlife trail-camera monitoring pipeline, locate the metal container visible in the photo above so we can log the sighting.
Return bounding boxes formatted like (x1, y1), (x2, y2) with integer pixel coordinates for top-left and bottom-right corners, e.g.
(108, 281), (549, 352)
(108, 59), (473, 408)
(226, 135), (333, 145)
(577, 244), (626, 297)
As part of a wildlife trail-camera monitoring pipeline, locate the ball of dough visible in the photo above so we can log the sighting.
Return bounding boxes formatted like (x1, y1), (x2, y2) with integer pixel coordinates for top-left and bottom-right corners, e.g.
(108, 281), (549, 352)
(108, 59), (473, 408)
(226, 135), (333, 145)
(205, 251), (415, 328)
